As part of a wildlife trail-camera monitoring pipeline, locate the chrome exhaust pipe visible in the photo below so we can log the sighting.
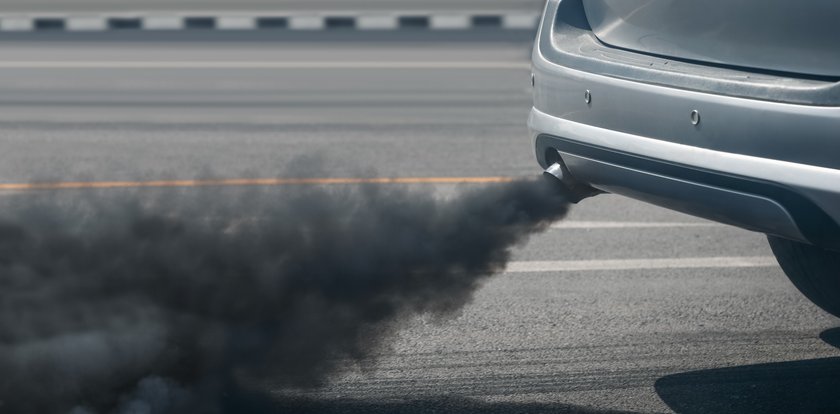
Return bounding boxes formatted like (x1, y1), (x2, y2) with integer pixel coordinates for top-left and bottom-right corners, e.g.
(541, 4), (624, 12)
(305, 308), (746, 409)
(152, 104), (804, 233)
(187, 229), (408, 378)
(543, 157), (603, 204)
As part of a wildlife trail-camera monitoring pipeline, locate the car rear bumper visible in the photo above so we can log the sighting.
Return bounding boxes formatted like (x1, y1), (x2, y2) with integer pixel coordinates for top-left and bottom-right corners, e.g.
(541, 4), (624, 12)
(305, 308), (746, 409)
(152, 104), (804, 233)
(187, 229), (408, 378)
(531, 114), (840, 249)
(530, 0), (840, 250)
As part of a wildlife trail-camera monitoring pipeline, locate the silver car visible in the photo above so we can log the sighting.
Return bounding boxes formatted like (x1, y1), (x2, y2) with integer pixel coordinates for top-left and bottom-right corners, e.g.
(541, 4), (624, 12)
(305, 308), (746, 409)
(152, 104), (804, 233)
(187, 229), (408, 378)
(530, 0), (840, 316)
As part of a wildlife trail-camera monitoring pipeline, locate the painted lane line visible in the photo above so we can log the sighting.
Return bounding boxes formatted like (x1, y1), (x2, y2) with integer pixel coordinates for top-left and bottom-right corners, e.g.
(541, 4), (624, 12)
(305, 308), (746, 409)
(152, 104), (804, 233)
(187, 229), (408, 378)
(431, 15), (470, 30)
(0, 17), (32, 31)
(357, 15), (399, 30)
(289, 16), (324, 30)
(0, 12), (541, 32)
(142, 16), (184, 30)
(550, 221), (724, 230)
(503, 14), (540, 29)
(506, 256), (778, 273)
(66, 17), (108, 31)
(0, 176), (516, 191)
(217, 16), (257, 30)
(0, 61), (530, 70)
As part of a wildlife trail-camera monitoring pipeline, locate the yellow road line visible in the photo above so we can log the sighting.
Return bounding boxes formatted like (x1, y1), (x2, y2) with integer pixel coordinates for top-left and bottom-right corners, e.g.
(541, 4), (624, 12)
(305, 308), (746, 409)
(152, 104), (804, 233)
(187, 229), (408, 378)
(0, 176), (517, 191)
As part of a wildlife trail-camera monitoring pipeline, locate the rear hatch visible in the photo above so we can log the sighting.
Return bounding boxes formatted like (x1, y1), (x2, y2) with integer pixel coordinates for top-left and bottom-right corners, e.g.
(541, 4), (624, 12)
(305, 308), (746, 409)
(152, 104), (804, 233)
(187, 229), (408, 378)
(581, 0), (840, 78)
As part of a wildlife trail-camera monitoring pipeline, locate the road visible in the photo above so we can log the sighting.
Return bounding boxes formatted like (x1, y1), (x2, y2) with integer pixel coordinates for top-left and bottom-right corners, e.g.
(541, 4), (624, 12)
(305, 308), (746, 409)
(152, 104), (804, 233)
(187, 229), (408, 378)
(0, 0), (545, 13)
(1, 40), (838, 413)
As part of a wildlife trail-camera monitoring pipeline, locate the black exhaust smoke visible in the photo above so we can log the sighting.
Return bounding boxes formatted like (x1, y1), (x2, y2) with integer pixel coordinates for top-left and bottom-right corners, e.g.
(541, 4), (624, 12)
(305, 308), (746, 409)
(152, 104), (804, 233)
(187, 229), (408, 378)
(0, 176), (572, 413)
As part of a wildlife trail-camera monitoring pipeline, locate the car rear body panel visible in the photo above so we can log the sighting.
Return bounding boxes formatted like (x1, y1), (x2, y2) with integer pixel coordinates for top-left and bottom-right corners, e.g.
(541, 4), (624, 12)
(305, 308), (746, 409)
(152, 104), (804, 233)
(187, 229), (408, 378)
(582, 0), (840, 78)
(529, 0), (840, 249)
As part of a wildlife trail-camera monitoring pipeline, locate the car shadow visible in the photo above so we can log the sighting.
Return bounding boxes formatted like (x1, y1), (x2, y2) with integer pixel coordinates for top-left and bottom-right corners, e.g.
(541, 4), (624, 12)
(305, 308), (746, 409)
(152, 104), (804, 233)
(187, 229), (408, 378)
(221, 392), (639, 414)
(654, 327), (840, 413)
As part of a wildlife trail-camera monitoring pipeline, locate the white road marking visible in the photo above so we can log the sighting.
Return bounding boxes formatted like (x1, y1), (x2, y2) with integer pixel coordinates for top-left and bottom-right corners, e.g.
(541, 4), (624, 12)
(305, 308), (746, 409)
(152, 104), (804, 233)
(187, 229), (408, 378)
(506, 256), (778, 273)
(142, 16), (184, 30)
(288, 16), (325, 30)
(503, 14), (540, 29)
(357, 15), (398, 30)
(0, 12), (542, 32)
(0, 61), (531, 70)
(431, 15), (470, 30)
(66, 17), (108, 31)
(550, 221), (724, 230)
(216, 16), (257, 30)
(0, 17), (33, 31)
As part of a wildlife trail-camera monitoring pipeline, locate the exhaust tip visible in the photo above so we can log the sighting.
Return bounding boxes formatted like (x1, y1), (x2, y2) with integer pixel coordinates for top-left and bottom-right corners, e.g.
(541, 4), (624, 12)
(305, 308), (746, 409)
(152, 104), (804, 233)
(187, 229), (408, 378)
(543, 154), (603, 204)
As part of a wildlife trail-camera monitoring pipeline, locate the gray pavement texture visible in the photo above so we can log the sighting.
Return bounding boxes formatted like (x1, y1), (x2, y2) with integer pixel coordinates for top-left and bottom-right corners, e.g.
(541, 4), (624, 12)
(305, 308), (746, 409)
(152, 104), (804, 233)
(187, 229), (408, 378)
(1, 41), (838, 413)
(0, 0), (546, 13)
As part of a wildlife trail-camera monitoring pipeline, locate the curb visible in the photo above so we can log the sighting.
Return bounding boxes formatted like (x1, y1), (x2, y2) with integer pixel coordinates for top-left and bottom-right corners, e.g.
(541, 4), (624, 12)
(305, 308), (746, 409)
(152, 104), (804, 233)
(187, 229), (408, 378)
(0, 11), (540, 32)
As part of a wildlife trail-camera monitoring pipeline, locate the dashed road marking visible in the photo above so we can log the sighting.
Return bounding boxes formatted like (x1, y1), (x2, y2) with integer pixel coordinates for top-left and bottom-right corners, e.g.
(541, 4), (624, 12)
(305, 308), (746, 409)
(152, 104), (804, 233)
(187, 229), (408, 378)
(506, 256), (778, 273)
(551, 221), (723, 230)
(0, 12), (541, 33)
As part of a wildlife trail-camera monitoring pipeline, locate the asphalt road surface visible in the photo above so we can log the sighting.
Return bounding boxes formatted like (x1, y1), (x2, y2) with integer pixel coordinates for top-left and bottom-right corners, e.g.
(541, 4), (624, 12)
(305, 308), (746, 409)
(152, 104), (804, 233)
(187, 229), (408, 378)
(0, 0), (544, 13)
(1, 39), (838, 413)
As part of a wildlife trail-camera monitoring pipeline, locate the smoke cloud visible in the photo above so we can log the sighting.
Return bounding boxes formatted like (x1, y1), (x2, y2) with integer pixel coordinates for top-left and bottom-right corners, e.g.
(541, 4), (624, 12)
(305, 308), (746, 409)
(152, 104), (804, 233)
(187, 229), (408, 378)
(0, 176), (570, 413)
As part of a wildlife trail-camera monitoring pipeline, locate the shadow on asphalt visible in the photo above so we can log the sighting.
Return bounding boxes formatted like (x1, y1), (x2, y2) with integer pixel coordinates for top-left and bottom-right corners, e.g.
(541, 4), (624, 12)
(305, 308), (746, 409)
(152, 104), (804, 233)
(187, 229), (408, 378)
(223, 392), (636, 414)
(654, 327), (840, 413)
(266, 397), (637, 414)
